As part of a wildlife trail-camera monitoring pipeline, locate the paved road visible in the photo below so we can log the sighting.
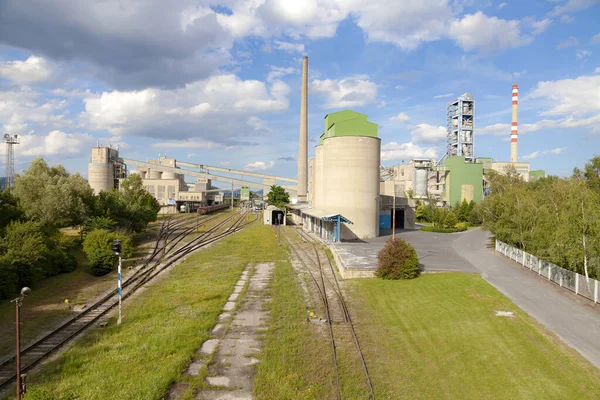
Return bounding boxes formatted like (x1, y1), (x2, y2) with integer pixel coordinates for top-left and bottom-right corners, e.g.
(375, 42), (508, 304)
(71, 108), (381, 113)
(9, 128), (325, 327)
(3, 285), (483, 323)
(454, 228), (600, 369)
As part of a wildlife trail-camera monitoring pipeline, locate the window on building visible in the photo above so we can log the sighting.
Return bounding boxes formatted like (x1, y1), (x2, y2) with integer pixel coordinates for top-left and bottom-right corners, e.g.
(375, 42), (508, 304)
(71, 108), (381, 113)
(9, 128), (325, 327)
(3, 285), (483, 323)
(157, 185), (165, 200)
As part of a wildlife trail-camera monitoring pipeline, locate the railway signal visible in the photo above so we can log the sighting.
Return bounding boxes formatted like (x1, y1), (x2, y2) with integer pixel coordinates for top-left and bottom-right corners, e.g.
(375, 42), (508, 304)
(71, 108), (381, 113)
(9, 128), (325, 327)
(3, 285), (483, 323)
(12, 286), (31, 400)
(113, 240), (123, 325)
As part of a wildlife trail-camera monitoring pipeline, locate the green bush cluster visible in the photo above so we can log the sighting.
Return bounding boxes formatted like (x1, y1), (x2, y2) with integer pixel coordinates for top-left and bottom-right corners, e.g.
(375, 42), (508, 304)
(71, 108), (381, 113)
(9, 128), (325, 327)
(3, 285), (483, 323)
(376, 238), (420, 280)
(83, 229), (133, 276)
(420, 225), (467, 233)
(416, 198), (483, 227)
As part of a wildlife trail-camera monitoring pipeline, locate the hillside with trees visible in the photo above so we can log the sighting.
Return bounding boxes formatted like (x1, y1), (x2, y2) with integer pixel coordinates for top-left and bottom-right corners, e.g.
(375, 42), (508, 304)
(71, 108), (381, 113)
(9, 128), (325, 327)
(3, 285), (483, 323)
(481, 156), (600, 280)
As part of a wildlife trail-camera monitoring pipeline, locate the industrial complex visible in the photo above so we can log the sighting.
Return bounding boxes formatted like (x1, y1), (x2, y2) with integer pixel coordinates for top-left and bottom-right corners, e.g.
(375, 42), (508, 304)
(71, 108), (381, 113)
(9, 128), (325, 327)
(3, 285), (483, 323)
(84, 56), (544, 243)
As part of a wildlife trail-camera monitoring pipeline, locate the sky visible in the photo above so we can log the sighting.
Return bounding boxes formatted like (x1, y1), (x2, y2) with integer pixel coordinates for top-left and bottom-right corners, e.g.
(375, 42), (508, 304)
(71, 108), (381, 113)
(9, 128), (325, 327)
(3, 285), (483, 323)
(0, 0), (599, 182)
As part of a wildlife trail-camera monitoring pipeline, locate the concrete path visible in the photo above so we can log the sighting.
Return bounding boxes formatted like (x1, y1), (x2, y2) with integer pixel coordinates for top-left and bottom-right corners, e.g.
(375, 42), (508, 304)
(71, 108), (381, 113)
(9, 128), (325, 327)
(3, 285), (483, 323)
(456, 228), (600, 369)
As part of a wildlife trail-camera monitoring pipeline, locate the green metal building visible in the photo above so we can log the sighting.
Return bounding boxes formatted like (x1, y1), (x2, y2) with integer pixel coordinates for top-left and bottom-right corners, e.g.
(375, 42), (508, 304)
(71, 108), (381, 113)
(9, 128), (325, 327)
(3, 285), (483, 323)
(240, 186), (250, 201)
(529, 170), (546, 182)
(319, 110), (378, 144)
(442, 156), (484, 205)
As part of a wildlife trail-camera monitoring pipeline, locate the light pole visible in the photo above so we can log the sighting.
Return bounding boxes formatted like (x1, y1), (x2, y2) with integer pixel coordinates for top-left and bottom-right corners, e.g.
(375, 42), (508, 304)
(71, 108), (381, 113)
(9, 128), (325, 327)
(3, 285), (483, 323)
(112, 240), (123, 325)
(392, 184), (396, 239)
(12, 286), (31, 400)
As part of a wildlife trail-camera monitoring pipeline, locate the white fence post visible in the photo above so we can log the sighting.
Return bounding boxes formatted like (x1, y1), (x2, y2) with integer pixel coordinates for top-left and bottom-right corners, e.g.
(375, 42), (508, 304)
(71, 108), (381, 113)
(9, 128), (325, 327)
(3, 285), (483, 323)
(576, 273), (579, 295)
(548, 264), (552, 280)
(538, 259), (542, 274)
(595, 280), (598, 303)
(560, 273), (563, 287)
(522, 251), (526, 266)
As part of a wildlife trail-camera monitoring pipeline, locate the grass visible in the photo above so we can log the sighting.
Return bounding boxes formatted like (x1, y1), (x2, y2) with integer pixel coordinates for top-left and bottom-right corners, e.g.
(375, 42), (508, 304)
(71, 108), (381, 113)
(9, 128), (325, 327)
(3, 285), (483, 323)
(346, 273), (600, 399)
(10, 220), (264, 400)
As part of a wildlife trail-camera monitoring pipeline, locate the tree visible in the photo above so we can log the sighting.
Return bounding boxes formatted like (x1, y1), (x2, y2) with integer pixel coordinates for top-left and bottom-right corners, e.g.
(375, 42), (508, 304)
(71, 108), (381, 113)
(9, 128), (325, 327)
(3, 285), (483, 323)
(83, 229), (133, 276)
(376, 238), (420, 280)
(458, 199), (470, 222)
(12, 158), (94, 227)
(0, 190), (23, 233)
(444, 211), (458, 229)
(266, 185), (290, 208)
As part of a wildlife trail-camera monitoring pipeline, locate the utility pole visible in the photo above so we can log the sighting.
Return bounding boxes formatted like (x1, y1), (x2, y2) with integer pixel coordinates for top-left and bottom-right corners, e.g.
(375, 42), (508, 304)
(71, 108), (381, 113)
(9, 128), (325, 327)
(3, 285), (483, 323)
(231, 183), (234, 212)
(12, 287), (31, 400)
(4, 134), (20, 188)
(112, 240), (123, 325)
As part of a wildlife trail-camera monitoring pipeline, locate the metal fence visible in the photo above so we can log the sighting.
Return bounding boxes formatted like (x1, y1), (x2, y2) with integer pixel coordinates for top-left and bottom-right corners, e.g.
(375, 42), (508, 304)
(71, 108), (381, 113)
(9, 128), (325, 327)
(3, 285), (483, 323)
(495, 240), (600, 304)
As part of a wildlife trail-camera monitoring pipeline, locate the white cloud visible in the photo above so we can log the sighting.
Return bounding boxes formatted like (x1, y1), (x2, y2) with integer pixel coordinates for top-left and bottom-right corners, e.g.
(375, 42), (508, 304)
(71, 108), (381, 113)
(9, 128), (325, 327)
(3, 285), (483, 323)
(220, 161), (232, 166)
(530, 74), (600, 116)
(83, 73), (290, 141)
(497, 2), (507, 9)
(410, 124), (446, 144)
(0, 131), (94, 158)
(522, 151), (540, 160)
(394, 85), (405, 90)
(595, 67), (600, 73)
(151, 139), (220, 149)
(593, 33), (600, 44)
(557, 36), (580, 49)
(576, 50), (592, 59)
(548, 147), (568, 155)
(549, 0), (600, 17)
(310, 76), (377, 108)
(267, 66), (296, 82)
(390, 112), (409, 122)
(433, 93), (454, 99)
(381, 141), (438, 161)
(449, 12), (532, 52)
(0, 56), (52, 84)
(560, 14), (575, 23)
(531, 18), (552, 35)
(244, 160), (274, 171)
(247, 116), (270, 132)
(273, 40), (305, 53)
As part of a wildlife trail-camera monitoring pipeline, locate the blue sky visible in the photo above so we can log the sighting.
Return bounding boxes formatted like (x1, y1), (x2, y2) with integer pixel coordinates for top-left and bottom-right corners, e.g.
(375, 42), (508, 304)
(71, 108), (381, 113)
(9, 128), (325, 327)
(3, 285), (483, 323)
(0, 0), (599, 183)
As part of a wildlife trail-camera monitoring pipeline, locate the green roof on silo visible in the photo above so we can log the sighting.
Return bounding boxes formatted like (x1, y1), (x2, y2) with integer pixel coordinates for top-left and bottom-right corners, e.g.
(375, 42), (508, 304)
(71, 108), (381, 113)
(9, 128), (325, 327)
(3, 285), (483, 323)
(320, 110), (378, 144)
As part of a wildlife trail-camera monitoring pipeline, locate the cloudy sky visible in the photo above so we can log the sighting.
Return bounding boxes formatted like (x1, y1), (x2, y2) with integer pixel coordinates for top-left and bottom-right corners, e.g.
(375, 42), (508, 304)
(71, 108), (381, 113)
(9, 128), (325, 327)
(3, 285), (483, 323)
(0, 0), (599, 180)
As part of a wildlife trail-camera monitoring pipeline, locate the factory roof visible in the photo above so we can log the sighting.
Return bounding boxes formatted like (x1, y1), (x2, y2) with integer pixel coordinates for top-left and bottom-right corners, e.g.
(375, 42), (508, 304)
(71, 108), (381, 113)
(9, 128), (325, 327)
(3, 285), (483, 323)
(301, 208), (353, 224)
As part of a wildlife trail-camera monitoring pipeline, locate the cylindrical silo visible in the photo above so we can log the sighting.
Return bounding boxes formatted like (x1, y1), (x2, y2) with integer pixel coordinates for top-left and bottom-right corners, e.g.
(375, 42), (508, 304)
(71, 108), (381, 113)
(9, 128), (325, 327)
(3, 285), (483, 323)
(313, 145), (324, 210)
(130, 169), (147, 179)
(162, 171), (177, 179)
(321, 136), (380, 240)
(414, 169), (427, 198)
(88, 163), (114, 194)
(148, 169), (162, 179)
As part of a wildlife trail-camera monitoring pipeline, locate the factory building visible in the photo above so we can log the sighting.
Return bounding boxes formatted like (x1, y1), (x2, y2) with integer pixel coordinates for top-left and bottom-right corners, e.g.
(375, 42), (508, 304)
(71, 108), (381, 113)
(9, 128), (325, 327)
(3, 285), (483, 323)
(293, 110), (381, 241)
(446, 93), (474, 161)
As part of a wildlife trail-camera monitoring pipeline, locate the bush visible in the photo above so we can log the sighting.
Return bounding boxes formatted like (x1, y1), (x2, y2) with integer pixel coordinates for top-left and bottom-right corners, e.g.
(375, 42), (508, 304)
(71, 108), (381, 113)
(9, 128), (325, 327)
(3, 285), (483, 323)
(376, 238), (420, 280)
(83, 229), (133, 276)
(444, 211), (458, 229)
(455, 222), (469, 231)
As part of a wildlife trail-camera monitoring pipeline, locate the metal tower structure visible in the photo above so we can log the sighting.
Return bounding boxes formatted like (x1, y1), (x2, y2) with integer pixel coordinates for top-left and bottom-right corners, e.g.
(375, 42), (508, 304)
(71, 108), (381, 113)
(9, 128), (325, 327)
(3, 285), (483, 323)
(446, 93), (474, 162)
(4, 134), (20, 188)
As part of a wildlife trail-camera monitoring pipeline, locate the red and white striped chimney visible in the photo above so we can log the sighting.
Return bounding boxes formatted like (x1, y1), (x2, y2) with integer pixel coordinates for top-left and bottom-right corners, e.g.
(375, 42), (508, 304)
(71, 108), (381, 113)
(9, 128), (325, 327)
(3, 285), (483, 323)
(510, 84), (518, 163)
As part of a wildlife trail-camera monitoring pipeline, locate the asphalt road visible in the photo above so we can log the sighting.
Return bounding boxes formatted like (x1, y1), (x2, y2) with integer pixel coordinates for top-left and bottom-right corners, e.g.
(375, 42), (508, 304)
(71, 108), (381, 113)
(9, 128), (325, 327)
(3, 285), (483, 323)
(453, 228), (600, 369)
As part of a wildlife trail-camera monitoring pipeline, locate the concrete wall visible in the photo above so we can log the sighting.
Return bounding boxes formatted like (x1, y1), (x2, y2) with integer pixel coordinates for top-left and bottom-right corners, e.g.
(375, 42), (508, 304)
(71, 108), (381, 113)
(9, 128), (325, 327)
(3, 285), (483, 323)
(321, 135), (380, 240)
(491, 161), (531, 183)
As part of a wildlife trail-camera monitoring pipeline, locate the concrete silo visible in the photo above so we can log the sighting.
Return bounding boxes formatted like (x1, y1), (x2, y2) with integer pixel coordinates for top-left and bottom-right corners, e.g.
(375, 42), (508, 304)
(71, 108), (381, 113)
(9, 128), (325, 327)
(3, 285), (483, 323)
(88, 147), (115, 194)
(320, 111), (380, 240)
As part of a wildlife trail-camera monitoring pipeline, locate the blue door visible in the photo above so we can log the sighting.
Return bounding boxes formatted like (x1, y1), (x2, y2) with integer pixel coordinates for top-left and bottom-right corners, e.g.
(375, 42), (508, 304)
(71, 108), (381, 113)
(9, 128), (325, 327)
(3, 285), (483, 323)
(379, 214), (391, 229)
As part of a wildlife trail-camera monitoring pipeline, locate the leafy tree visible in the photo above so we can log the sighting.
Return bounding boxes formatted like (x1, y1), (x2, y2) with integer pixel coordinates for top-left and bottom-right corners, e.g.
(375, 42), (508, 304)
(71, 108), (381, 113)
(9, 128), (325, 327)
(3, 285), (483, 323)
(376, 238), (420, 280)
(0, 190), (23, 233)
(415, 205), (427, 222)
(0, 221), (47, 298)
(12, 158), (94, 227)
(433, 207), (448, 227)
(458, 199), (470, 222)
(266, 185), (290, 208)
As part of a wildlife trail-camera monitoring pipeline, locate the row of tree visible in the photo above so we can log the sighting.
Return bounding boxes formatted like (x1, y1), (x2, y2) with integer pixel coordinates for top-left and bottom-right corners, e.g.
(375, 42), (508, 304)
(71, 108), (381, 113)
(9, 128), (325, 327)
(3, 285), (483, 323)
(416, 198), (483, 230)
(481, 156), (600, 280)
(0, 158), (160, 298)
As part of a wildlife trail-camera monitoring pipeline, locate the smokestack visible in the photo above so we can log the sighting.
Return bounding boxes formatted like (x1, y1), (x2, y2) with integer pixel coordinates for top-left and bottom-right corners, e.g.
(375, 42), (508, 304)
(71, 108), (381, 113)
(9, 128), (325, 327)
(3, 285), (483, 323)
(510, 84), (518, 163)
(297, 56), (308, 202)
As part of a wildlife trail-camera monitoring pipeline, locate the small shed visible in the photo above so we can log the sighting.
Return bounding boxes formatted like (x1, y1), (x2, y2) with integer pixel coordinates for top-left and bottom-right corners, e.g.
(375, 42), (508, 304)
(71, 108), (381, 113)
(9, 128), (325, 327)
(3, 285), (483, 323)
(264, 205), (286, 226)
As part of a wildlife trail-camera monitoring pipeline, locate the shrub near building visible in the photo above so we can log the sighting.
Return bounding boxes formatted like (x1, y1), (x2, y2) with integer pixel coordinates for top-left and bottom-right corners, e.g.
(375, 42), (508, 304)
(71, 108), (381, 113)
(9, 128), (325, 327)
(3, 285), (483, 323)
(83, 229), (133, 276)
(376, 238), (420, 280)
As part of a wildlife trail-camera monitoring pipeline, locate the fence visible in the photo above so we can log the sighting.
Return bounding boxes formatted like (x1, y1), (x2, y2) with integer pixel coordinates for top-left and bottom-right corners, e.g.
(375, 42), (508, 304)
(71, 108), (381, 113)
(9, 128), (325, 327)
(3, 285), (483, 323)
(495, 240), (600, 304)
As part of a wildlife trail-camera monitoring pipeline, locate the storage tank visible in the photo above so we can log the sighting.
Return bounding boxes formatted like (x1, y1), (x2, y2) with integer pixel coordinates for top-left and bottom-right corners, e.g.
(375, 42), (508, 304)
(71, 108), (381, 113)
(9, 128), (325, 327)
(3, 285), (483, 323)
(321, 136), (380, 240)
(162, 171), (177, 179)
(414, 169), (428, 198)
(129, 170), (146, 179)
(88, 163), (114, 194)
(148, 169), (162, 179)
(313, 145), (324, 209)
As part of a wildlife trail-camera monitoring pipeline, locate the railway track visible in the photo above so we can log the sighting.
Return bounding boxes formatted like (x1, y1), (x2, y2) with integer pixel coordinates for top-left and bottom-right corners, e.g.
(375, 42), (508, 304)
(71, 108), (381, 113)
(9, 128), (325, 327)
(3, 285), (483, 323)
(282, 227), (375, 400)
(0, 209), (257, 391)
